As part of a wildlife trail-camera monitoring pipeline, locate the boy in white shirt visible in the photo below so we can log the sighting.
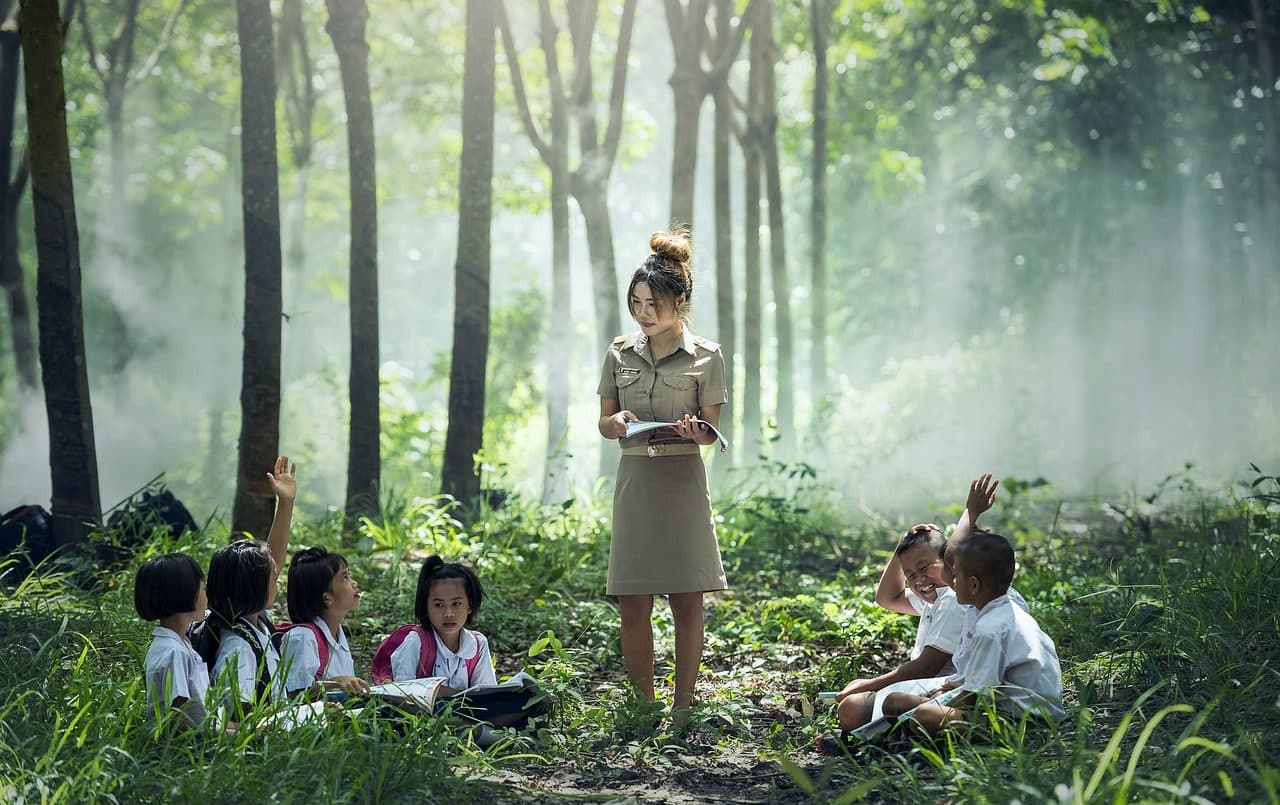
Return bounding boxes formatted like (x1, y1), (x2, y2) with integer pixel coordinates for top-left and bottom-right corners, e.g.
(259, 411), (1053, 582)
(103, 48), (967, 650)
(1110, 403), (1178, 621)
(135, 553), (210, 729)
(882, 530), (1065, 733)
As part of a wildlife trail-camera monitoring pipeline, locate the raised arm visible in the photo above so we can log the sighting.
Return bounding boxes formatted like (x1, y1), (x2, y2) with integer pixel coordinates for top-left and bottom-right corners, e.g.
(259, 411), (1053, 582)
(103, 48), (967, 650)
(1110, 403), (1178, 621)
(265, 456), (297, 571)
(873, 548), (918, 616)
(951, 473), (998, 547)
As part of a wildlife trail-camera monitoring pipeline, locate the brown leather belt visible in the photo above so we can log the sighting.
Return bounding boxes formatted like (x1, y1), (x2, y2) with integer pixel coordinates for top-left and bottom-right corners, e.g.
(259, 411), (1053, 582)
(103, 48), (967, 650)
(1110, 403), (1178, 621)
(620, 443), (702, 457)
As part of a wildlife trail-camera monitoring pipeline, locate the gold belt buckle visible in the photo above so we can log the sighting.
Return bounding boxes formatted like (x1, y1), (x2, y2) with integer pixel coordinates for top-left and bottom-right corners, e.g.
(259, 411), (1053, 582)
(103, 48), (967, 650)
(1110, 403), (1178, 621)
(646, 444), (663, 458)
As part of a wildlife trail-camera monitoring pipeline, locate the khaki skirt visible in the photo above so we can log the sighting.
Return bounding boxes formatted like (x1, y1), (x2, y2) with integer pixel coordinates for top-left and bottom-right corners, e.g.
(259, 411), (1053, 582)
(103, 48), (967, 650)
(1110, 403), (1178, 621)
(607, 453), (727, 596)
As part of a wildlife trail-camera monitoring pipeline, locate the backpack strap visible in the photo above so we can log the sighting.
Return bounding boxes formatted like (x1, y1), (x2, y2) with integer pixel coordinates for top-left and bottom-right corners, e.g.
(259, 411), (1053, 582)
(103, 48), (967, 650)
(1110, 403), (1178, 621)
(306, 622), (331, 680)
(229, 618), (271, 704)
(462, 630), (483, 683)
(414, 624), (437, 679)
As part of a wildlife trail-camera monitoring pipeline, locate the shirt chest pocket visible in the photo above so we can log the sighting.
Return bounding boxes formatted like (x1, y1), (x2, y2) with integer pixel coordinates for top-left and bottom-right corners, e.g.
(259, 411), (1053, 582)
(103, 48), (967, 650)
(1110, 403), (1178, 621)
(658, 373), (699, 420)
(615, 369), (646, 413)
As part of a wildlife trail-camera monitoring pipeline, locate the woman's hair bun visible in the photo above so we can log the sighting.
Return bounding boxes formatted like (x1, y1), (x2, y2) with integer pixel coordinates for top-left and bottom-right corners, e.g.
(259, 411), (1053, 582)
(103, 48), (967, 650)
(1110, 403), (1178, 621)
(649, 228), (692, 264)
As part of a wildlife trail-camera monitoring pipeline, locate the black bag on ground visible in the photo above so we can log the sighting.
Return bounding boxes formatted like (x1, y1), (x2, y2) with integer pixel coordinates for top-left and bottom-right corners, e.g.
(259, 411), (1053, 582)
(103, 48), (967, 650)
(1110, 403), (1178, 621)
(102, 486), (199, 563)
(0, 504), (56, 580)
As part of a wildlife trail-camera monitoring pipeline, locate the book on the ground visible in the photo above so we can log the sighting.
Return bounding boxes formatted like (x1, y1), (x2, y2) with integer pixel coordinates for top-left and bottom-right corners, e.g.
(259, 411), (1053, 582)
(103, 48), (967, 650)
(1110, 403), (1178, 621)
(850, 686), (966, 740)
(624, 419), (730, 452)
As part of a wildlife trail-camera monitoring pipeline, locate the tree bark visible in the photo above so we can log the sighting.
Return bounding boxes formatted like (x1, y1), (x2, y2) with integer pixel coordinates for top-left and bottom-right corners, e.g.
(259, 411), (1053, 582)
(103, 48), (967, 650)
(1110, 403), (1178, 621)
(709, 0), (735, 467)
(664, 0), (754, 230)
(757, 0), (793, 454)
(325, 0), (380, 521)
(0, 12), (34, 388)
(231, 0), (283, 540)
(808, 0), (828, 416)
(441, 0), (496, 508)
(20, 0), (102, 543)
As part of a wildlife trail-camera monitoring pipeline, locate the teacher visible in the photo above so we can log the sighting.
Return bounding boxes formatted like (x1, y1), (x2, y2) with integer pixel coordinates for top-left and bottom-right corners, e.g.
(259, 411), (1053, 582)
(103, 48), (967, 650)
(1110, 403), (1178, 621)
(596, 227), (727, 727)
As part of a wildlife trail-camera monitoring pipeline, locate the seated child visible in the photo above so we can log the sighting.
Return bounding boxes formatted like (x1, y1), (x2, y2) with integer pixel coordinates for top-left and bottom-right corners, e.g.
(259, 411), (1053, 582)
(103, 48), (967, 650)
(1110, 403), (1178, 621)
(827, 524), (965, 739)
(197, 456), (296, 716)
(376, 556), (497, 691)
(882, 530), (1065, 733)
(278, 546), (370, 697)
(135, 553), (209, 728)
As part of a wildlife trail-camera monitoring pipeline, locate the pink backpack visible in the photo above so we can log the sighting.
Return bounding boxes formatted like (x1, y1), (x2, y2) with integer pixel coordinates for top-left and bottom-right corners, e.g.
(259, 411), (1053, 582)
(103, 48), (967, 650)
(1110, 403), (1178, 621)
(370, 624), (482, 684)
(272, 621), (331, 681)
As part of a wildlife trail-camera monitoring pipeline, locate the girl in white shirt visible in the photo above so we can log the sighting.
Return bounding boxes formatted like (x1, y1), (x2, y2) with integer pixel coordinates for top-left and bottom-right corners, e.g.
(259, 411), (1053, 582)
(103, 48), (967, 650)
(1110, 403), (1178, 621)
(135, 553), (209, 729)
(279, 547), (369, 697)
(386, 556), (497, 691)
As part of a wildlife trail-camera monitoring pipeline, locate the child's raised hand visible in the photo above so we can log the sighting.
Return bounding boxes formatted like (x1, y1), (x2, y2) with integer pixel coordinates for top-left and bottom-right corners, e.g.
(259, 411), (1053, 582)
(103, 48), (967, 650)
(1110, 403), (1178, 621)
(267, 456), (297, 502)
(966, 473), (998, 517)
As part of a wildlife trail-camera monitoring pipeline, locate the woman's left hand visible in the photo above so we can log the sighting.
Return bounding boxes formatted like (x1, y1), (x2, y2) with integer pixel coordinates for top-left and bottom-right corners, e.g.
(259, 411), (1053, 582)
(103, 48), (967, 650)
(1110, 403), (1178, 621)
(674, 414), (715, 445)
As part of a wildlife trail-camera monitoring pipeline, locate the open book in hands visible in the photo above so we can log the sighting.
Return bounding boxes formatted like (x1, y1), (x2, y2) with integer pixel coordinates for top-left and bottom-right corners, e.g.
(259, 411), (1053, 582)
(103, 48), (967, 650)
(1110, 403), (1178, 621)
(624, 419), (730, 452)
(367, 670), (541, 712)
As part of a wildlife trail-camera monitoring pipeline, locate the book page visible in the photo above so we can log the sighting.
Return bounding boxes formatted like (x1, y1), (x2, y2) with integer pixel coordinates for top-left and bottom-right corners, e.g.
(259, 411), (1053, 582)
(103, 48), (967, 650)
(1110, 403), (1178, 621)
(366, 677), (448, 711)
(624, 419), (730, 452)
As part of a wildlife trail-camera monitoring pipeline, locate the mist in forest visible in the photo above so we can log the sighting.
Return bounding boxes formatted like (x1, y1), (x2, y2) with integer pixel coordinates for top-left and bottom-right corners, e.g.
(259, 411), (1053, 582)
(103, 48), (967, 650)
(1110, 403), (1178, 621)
(1, 3), (1276, 521)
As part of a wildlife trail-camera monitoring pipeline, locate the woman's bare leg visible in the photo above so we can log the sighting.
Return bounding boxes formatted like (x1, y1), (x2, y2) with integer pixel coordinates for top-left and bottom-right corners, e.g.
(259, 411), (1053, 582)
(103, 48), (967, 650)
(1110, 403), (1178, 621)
(618, 594), (656, 700)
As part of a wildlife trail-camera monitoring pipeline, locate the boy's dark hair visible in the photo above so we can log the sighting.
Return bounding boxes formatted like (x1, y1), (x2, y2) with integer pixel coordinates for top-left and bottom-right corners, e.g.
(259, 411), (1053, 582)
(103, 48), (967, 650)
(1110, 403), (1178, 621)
(895, 523), (946, 557)
(287, 546), (347, 623)
(954, 529), (1016, 594)
(205, 539), (273, 627)
(415, 555), (484, 629)
(134, 553), (204, 620)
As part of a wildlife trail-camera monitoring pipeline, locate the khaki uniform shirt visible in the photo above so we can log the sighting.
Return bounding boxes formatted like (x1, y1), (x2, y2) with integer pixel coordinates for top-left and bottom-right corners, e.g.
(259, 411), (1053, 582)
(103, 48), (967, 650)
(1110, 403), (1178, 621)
(597, 329), (728, 450)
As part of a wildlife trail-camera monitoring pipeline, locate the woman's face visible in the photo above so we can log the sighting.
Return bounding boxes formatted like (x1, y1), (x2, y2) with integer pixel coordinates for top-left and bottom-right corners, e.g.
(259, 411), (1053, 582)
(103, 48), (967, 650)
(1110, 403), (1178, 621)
(630, 282), (683, 339)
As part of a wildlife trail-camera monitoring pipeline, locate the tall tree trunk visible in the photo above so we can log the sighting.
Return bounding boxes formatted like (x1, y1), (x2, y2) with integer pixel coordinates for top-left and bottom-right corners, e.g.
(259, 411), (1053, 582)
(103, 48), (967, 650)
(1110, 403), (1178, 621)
(564, 0), (635, 481)
(0, 13), (34, 388)
(663, 0), (754, 230)
(20, 0), (102, 543)
(808, 0), (828, 419)
(279, 0), (314, 382)
(709, 0), (735, 467)
(325, 0), (380, 521)
(231, 0), (283, 540)
(757, 0), (793, 454)
(441, 0), (496, 507)
(742, 143), (762, 460)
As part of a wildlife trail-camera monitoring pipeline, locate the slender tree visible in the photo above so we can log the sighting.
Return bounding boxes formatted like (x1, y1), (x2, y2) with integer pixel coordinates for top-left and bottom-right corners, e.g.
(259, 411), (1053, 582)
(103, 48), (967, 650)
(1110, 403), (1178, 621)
(0, 3), (34, 388)
(230, 0), (283, 539)
(324, 0), (380, 521)
(496, 0), (570, 504)
(736, 10), (765, 459)
(707, 0), (736, 465)
(20, 0), (101, 543)
(279, 0), (316, 278)
(757, 0), (793, 454)
(663, 0), (754, 228)
(808, 0), (828, 417)
(441, 0), (496, 508)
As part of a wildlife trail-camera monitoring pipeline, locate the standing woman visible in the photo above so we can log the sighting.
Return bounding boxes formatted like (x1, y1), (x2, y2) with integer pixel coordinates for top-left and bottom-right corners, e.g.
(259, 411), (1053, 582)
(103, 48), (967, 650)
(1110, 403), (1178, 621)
(597, 228), (727, 725)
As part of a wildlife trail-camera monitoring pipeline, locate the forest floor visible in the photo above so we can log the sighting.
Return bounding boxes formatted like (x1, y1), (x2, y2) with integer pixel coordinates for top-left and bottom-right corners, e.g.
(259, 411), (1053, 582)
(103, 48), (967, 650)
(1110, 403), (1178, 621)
(1, 470), (1278, 802)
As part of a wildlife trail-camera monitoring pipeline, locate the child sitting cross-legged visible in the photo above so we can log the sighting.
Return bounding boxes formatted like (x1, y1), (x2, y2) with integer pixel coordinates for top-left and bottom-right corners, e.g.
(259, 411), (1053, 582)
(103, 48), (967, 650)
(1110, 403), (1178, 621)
(881, 530), (1065, 734)
(816, 524), (964, 753)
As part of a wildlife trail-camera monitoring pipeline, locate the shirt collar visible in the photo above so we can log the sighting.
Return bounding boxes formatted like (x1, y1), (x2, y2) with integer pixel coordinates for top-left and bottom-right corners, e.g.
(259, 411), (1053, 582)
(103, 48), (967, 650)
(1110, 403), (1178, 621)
(152, 625), (189, 644)
(433, 628), (478, 660)
(974, 594), (1011, 617)
(311, 617), (345, 649)
(628, 328), (697, 359)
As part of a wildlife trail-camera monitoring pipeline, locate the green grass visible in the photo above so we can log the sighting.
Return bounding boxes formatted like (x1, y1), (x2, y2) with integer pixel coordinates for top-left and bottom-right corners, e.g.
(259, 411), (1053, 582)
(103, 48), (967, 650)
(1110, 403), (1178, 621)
(1, 469), (1278, 802)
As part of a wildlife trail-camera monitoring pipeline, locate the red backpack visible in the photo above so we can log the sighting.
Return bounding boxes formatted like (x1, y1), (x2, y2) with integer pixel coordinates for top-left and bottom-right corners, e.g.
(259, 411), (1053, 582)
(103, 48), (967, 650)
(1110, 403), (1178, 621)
(271, 621), (331, 682)
(370, 624), (482, 684)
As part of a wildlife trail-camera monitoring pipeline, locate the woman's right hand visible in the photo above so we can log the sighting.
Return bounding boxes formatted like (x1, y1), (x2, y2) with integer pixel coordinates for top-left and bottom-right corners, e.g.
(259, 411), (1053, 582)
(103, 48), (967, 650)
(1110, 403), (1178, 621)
(602, 410), (637, 439)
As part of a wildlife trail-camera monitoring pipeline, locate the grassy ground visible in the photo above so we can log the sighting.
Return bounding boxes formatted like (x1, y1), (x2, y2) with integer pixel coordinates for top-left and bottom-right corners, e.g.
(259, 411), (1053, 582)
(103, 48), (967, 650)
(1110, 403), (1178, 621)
(1, 467), (1277, 803)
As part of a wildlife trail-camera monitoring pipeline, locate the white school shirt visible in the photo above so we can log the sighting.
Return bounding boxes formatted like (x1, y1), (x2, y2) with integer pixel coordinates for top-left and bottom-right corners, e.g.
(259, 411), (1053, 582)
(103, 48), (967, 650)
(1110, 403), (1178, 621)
(143, 625), (209, 724)
(211, 613), (287, 704)
(951, 584), (1029, 677)
(388, 627), (497, 689)
(904, 586), (965, 675)
(279, 618), (357, 694)
(955, 594), (1065, 720)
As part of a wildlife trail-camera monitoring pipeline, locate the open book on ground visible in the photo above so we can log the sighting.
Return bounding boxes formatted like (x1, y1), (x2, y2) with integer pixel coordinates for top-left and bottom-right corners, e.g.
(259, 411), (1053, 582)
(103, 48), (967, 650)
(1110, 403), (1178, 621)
(850, 686), (966, 741)
(624, 419), (730, 452)
(447, 669), (538, 699)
